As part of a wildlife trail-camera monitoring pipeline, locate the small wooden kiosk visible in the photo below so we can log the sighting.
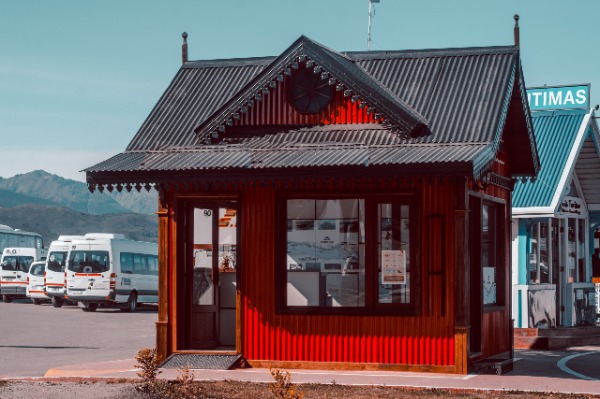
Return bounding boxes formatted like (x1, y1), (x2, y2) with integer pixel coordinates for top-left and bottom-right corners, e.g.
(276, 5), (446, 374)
(86, 27), (539, 373)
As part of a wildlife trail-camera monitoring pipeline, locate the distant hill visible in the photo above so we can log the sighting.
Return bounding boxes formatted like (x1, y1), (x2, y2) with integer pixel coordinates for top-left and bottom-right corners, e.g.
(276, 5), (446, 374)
(0, 170), (159, 245)
(0, 188), (60, 208)
(0, 205), (157, 244)
(0, 170), (157, 215)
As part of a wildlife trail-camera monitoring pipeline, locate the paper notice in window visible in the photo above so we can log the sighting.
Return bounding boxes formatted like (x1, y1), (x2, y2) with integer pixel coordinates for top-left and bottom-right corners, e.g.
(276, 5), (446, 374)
(381, 250), (406, 285)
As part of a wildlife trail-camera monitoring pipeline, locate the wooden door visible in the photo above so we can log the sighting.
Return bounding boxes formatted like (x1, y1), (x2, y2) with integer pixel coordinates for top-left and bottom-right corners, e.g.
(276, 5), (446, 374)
(184, 201), (238, 350)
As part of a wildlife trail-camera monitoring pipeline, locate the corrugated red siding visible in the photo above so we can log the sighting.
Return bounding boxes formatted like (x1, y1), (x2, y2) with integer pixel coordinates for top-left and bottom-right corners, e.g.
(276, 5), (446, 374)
(236, 80), (376, 126)
(240, 180), (456, 366)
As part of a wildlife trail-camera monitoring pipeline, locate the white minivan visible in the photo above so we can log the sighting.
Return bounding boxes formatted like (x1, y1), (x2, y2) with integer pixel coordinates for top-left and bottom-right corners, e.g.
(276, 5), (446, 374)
(45, 235), (85, 307)
(65, 233), (158, 312)
(0, 247), (48, 303)
(26, 261), (49, 304)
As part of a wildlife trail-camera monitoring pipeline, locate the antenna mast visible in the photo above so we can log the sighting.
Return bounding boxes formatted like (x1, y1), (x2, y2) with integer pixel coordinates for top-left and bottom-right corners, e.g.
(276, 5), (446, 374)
(367, 0), (379, 51)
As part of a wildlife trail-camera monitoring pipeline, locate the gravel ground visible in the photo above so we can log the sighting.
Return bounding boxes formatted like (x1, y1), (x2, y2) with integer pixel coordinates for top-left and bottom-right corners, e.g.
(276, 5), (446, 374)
(0, 381), (141, 399)
(3, 380), (600, 399)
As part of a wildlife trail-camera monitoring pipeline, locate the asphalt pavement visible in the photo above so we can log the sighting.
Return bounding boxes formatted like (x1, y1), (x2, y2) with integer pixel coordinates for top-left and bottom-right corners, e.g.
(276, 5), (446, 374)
(1, 299), (599, 394)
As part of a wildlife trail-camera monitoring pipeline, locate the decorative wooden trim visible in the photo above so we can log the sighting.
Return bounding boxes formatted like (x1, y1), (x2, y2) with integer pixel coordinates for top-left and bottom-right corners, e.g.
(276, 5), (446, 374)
(247, 360), (456, 374)
(482, 172), (513, 191)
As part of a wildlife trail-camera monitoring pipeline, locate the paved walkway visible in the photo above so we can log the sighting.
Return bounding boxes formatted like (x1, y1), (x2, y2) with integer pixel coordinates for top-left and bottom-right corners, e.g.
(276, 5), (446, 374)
(13, 347), (600, 395)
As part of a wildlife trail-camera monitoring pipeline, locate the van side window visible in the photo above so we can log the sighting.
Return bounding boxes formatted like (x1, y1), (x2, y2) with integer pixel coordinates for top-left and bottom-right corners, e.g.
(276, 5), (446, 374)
(120, 253), (133, 274)
(147, 255), (158, 276)
(133, 254), (145, 274)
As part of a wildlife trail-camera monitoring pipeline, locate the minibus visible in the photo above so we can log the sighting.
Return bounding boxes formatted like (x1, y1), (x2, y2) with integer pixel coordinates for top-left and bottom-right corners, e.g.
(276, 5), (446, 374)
(27, 261), (49, 304)
(65, 233), (158, 312)
(44, 235), (85, 307)
(0, 247), (48, 303)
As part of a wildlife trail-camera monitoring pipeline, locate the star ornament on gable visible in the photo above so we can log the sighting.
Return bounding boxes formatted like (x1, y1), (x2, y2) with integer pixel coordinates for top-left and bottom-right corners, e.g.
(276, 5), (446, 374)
(287, 67), (332, 114)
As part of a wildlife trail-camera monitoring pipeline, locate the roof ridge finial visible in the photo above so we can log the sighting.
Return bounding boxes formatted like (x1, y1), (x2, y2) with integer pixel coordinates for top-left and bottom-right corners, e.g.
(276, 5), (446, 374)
(182, 32), (188, 65)
(513, 14), (520, 48)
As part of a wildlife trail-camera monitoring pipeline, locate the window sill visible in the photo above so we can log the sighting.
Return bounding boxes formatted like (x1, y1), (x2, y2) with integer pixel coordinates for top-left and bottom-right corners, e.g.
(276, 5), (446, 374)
(276, 307), (419, 317)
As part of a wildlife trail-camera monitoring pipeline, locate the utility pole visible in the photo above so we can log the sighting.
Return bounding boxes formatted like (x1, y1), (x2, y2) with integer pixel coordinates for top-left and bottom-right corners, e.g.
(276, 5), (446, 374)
(367, 0), (380, 51)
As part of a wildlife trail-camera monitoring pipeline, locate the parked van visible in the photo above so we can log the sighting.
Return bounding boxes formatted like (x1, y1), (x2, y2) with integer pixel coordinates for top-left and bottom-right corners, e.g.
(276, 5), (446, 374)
(0, 247), (48, 303)
(45, 236), (85, 307)
(26, 261), (49, 305)
(65, 233), (158, 312)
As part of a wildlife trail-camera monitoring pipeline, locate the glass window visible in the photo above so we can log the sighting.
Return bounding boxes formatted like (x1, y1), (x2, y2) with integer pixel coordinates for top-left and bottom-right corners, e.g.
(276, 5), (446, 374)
(528, 221), (551, 284)
(577, 218), (585, 282)
(47, 251), (68, 273)
(133, 254), (146, 274)
(120, 253), (134, 274)
(147, 255), (158, 276)
(480, 202), (505, 307)
(377, 203), (411, 304)
(67, 251), (110, 273)
(1, 256), (34, 272)
(30, 263), (45, 276)
(283, 196), (416, 313)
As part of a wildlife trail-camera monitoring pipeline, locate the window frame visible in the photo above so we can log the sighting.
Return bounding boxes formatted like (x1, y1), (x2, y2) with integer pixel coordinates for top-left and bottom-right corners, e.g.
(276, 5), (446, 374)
(470, 194), (507, 312)
(276, 192), (421, 316)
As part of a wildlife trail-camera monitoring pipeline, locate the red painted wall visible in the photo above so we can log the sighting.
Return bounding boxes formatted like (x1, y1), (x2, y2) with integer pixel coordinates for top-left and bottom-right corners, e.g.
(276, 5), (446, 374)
(235, 80), (377, 126)
(239, 179), (457, 367)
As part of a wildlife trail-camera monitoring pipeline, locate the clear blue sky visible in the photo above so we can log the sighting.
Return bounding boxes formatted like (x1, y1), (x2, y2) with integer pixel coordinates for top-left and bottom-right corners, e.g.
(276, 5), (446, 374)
(2, 0), (598, 182)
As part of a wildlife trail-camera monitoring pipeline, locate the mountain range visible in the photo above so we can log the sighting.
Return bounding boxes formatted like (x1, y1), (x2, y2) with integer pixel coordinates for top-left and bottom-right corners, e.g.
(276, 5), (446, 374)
(0, 170), (158, 245)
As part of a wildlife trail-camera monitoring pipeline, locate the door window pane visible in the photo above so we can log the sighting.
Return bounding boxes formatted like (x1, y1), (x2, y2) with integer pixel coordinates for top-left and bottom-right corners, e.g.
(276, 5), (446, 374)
(218, 208), (237, 272)
(193, 208), (214, 305)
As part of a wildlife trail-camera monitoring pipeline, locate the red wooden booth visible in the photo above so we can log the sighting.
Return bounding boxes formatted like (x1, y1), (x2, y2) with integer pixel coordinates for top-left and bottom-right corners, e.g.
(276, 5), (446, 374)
(86, 31), (538, 374)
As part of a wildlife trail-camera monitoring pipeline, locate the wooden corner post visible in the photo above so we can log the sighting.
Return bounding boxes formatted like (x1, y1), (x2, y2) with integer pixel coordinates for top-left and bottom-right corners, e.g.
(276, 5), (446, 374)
(454, 179), (470, 374)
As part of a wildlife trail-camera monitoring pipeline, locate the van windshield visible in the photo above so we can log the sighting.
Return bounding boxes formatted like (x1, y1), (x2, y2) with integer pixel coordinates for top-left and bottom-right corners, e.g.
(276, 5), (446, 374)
(47, 251), (68, 272)
(68, 251), (110, 273)
(1, 256), (34, 272)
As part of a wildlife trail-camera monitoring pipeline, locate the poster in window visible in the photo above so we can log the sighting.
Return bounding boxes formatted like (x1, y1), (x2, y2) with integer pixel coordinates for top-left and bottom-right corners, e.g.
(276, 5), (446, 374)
(483, 266), (496, 304)
(381, 250), (406, 284)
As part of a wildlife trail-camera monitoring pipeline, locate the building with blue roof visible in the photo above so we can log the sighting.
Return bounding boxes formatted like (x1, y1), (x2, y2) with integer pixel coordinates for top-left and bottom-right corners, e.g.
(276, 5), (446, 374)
(512, 84), (600, 329)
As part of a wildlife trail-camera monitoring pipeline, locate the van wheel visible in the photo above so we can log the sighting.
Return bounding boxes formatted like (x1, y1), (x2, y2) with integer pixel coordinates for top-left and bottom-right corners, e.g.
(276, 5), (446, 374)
(121, 292), (137, 313)
(32, 298), (41, 305)
(2, 295), (12, 303)
(52, 297), (64, 308)
(82, 302), (98, 312)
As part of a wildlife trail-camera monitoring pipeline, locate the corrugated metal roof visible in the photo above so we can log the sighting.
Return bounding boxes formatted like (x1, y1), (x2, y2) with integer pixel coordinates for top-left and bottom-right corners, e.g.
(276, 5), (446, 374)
(87, 36), (537, 185)
(353, 47), (516, 145)
(575, 121), (600, 208)
(87, 124), (485, 175)
(512, 111), (586, 209)
(127, 60), (270, 151)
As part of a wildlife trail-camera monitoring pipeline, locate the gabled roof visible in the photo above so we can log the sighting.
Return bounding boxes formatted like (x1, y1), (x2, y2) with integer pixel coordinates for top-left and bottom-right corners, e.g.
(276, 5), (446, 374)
(86, 36), (539, 188)
(512, 109), (595, 215)
(193, 36), (429, 143)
